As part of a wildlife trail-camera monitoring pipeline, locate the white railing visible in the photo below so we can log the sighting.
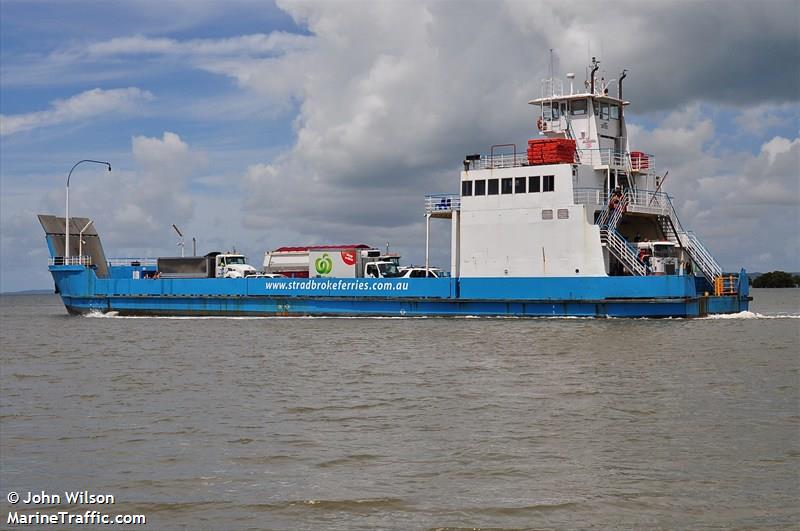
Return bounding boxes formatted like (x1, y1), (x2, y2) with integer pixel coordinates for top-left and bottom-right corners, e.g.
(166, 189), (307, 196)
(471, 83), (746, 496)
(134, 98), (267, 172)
(608, 196), (629, 228)
(425, 194), (461, 214)
(600, 228), (647, 276)
(625, 189), (671, 216)
(573, 188), (604, 206)
(49, 256), (92, 266)
(574, 187), (671, 217)
(541, 78), (565, 99)
(575, 149), (655, 176)
(660, 198), (722, 281)
(107, 258), (158, 266)
(680, 231), (723, 280)
(469, 153), (531, 170)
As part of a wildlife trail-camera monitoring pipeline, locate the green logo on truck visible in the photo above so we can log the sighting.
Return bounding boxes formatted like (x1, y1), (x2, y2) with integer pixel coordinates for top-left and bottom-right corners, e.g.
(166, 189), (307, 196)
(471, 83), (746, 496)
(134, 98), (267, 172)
(315, 253), (333, 275)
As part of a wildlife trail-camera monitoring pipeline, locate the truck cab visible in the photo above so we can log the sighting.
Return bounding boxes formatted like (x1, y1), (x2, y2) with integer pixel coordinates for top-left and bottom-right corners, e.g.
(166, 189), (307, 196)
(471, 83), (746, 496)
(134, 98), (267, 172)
(635, 241), (679, 275)
(364, 261), (401, 278)
(214, 253), (257, 278)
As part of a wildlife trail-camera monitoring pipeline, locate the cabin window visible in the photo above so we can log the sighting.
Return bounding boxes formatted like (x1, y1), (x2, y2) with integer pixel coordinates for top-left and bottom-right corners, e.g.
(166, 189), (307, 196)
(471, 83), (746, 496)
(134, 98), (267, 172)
(515, 177), (527, 193)
(543, 175), (555, 192)
(571, 99), (587, 116)
(550, 105), (560, 120)
(474, 179), (486, 196)
(461, 180), (473, 196)
(366, 264), (379, 277)
(487, 178), (499, 195)
(542, 209), (553, 220)
(653, 245), (677, 258)
(600, 103), (610, 120)
(610, 105), (619, 120)
(501, 178), (513, 194)
(529, 175), (540, 193)
(557, 208), (569, 219)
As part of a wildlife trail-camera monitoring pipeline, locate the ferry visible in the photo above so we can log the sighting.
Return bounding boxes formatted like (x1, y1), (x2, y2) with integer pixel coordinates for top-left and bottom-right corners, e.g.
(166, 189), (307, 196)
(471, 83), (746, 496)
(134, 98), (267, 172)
(39, 58), (750, 318)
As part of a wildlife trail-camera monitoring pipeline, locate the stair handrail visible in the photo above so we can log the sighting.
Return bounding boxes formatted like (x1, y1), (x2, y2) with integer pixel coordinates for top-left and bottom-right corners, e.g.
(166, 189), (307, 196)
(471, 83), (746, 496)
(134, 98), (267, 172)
(684, 231), (723, 279)
(663, 194), (722, 280)
(601, 227), (647, 276)
(607, 194), (629, 229)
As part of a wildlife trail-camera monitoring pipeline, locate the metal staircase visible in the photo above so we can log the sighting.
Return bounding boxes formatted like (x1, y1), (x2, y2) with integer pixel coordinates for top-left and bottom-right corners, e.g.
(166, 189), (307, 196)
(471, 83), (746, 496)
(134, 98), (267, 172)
(600, 227), (647, 276)
(597, 193), (646, 276)
(680, 231), (723, 280)
(590, 188), (726, 283)
(596, 194), (629, 229)
(658, 199), (723, 282)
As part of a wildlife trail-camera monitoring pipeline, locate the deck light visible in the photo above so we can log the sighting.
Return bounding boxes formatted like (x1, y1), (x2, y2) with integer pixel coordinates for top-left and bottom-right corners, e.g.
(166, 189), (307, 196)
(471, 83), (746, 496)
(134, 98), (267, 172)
(78, 219), (94, 260)
(172, 224), (185, 257)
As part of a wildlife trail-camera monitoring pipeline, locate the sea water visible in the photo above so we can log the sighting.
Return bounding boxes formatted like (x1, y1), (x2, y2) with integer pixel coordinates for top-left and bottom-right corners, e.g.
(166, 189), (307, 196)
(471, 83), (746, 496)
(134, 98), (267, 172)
(1, 289), (798, 529)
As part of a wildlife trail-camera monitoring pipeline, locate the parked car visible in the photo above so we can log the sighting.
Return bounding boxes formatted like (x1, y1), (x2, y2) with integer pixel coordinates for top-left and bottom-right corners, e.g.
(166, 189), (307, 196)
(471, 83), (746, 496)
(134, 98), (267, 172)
(398, 267), (442, 278)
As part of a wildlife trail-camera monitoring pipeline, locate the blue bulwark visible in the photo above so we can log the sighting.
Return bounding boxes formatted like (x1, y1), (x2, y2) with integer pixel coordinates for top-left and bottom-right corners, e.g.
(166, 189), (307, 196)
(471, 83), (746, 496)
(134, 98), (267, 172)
(458, 276), (696, 300)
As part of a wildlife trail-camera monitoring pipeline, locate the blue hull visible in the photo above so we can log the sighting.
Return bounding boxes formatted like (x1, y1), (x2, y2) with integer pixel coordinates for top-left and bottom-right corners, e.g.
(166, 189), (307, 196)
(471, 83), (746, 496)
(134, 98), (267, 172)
(50, 266), (750, 318)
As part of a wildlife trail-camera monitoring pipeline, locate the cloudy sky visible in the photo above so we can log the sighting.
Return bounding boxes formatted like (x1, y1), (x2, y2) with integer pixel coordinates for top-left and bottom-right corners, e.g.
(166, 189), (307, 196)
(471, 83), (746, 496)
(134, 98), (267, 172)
(1, 0), (798, 292)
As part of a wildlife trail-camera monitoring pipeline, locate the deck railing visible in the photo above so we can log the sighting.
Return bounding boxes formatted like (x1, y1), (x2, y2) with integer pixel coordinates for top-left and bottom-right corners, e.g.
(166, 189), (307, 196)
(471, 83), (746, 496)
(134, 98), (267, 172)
(107, 258), (158, 266)
(49, 256), (92, 266)
(573, 187), (671, 216)
(574, 148), (655, 175)
(425, 194), (461, 215)
(468, 153), (531, 170)
(465, 148), (654, 174)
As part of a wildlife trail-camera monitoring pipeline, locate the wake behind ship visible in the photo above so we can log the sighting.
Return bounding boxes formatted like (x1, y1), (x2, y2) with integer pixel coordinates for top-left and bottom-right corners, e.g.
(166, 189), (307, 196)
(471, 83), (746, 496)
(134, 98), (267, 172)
(40, 58), (750, 318)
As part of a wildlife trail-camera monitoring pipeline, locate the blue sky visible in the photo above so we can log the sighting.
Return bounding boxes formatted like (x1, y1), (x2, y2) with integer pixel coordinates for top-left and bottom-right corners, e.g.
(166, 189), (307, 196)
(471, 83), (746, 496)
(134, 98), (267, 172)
(1, 0), (798, 292)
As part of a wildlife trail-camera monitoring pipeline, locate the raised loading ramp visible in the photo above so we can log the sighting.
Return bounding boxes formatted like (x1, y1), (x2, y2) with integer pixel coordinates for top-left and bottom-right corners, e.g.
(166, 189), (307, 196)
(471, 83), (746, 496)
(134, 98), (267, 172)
(38, 214), (109, 278)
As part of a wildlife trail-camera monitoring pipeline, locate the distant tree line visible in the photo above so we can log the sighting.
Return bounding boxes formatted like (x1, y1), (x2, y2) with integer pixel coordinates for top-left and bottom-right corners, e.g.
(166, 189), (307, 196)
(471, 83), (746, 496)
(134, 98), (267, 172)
(751, 271), (800, 288)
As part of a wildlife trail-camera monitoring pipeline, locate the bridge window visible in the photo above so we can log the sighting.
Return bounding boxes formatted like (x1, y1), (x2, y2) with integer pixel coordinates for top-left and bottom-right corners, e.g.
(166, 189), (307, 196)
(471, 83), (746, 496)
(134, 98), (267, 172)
(542, 209), (553, 220)
(557, 208), (569, 219)
(543, 175), (555, 192)
(529, 175), (540, 192)
(461, 180), (472, 196)
(571, 99), (587, 116)
(547, 106), (560, 120)
(501, 178), (513, 194)
(487, 178), (499, 195)
(474, 179), (486, 196)
(600, 103), (610, 120)
(515, 177), (527, 193)
(610, 105), (619, 120)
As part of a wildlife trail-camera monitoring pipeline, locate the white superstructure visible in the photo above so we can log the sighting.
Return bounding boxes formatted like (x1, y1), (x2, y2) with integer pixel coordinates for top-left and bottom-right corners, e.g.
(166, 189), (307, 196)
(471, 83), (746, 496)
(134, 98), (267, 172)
(425, 57), (723, 282)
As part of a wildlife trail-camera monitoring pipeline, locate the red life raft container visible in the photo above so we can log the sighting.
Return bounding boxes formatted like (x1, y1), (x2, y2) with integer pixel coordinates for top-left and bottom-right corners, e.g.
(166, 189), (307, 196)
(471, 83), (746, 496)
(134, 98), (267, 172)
(630, 151), (650, 171)
(527, 138), (576, 166)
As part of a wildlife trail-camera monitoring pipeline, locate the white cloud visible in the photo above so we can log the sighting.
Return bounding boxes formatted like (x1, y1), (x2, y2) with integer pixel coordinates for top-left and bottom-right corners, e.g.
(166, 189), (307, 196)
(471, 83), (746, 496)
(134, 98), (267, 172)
(84, 32), (312, 58)
(0, 87), (153, 136)
(35, 132), (205, 251)
(734, 103), (797, 136)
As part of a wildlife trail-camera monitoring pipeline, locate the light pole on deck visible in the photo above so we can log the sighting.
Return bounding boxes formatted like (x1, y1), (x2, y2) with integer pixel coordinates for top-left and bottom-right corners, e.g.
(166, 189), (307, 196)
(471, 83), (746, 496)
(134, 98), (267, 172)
(78, 219), (94, 259)
(172, 224), (185, 257)
(65, 160), (111, 262)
